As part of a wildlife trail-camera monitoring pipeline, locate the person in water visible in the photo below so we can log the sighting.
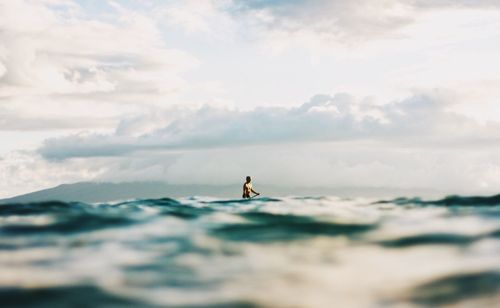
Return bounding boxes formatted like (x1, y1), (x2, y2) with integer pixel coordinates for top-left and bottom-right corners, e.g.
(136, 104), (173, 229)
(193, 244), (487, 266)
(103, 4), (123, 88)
(242, 176), (260, 199)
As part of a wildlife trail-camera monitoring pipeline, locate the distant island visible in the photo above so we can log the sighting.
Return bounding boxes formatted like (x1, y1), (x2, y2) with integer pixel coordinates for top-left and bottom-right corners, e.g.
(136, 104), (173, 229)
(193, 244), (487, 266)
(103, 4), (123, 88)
(0, 182), (445, 204)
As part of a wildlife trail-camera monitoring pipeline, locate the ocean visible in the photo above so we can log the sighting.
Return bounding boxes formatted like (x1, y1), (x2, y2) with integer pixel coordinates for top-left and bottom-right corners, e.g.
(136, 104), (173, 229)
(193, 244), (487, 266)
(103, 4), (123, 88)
(1, 195), (499, 307)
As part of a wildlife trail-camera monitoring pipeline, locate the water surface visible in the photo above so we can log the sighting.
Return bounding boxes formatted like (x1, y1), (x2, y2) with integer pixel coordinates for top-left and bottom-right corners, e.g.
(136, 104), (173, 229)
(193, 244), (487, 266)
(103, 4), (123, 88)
(1, 195), (500, 307)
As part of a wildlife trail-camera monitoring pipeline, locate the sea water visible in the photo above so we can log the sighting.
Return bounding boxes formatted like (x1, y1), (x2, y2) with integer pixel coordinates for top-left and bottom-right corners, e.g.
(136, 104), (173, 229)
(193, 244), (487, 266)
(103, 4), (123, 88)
(0, 195), (499, 307)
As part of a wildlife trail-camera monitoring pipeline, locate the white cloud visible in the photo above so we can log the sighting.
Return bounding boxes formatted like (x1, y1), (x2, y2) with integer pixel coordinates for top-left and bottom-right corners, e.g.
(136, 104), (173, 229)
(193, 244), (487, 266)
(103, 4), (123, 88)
(158, 0), (235, 37)
(0, 150), (104, 198)
(37, 91), (498, 160)
(0, 0), (198, 130)
(0, 106), (114, 131)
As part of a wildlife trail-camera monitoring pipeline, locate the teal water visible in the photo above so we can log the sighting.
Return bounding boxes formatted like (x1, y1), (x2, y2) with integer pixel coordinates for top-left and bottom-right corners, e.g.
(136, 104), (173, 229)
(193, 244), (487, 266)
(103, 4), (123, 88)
(1, 195), (500, 307)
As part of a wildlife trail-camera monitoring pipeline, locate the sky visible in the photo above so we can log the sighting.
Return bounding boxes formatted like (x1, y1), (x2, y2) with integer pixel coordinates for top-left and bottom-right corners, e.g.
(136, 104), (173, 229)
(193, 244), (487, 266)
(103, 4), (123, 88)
(1, 0), (500, 198)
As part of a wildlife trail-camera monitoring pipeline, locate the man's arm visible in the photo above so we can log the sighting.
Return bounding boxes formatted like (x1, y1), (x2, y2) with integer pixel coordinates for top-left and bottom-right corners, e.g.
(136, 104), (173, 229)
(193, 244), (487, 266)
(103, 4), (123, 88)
(251, 188), (260, 195)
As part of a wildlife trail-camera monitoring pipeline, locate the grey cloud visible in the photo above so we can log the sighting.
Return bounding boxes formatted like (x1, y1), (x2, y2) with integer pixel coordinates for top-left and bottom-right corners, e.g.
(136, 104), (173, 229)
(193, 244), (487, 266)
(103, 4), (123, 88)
(228, 0), (500, 44)
(38, 92), (491, 160)
(233, 0), (414, 42)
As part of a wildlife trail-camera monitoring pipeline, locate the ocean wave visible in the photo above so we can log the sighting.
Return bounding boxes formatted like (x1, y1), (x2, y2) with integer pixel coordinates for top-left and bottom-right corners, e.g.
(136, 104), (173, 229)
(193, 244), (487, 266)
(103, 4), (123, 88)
(0, 194), (499, 307)
(0, 285), (144, 308)
(398, 271), (500, 306)
(212, 212), (374, 243)
(377, 194), (500, 207)
(201, 197), (282, 205)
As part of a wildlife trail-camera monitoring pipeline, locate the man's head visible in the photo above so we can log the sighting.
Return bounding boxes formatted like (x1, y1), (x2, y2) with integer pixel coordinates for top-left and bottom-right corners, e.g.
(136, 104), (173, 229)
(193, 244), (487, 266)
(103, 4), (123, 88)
(246, 176), (251, 183)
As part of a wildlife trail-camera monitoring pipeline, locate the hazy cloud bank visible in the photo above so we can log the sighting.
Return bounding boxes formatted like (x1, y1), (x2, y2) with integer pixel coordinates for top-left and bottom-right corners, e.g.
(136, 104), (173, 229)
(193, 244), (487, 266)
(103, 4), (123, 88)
(5, 139), (500, 198)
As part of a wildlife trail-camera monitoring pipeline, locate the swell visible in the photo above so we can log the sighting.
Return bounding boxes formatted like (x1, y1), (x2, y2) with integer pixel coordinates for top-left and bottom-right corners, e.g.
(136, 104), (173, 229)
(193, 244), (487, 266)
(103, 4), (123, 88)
(4, 192), (500, 214)
(377, 193), (500, 207)
(0, 213), (132, 235)
(397, 271), (500, 305)
(0, 201), (135, 235)
(201, 197), (282, 205)
(1, 195), (500, 243)
(0, 285), (259, 308)
(0, 195), (499, 307)
(212, 212), (375, 242)
(0, 286), (144, 308)
(378, 229), (500, 248)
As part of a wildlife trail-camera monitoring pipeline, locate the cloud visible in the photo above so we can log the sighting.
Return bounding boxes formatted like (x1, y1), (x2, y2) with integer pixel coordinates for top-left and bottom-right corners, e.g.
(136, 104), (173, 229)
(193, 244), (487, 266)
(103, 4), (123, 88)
(2, 0), (500, 198)
(0, 150), (104, 198)
(233, 0), (414, 41)
(231, 0), (500, 30)
(0, 107), (114, 131)
(103, 143), (500, 194)
(141, 0), (500, 44)
(0, 0), (197, 130)
(413, 0), (500, 9)
(37, 91), (496, 160)
(2, 0), (498, 134)
(158, 0), (236, 37)
(7, 139), (500, 198)
(216, 0), (500, 53)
